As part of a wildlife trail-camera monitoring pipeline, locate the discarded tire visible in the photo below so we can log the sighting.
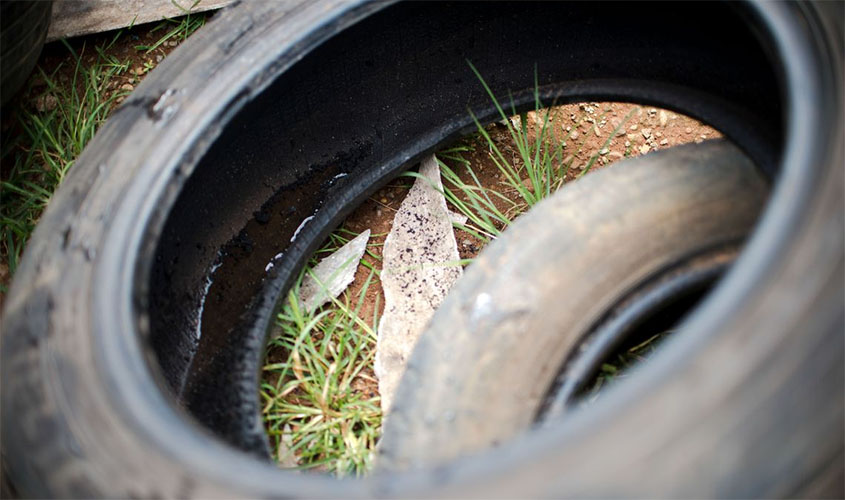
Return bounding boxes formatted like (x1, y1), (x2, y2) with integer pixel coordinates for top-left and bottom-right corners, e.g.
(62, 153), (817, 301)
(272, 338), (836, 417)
(1, 1), (842, 497)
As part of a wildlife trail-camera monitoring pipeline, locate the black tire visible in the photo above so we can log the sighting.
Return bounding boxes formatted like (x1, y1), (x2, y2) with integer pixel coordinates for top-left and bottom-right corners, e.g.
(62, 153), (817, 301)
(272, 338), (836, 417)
(0, 1), (52, 105)
(1, 1), (842, 497)
(379, 139), (769, 468)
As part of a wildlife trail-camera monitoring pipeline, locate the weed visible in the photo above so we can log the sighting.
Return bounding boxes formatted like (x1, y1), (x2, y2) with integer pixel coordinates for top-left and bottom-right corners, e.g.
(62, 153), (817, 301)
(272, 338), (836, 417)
(1, 36), (131, 286)
(134, 1), (207, 53)
(261, 229), (382, 477)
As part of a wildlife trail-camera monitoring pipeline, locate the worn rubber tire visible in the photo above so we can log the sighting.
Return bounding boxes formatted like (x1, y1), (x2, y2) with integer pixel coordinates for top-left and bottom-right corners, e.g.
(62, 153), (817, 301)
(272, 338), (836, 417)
(1, 1), (842, 498)
(0, 0), (52, 105)
(380, 139), (769, 468)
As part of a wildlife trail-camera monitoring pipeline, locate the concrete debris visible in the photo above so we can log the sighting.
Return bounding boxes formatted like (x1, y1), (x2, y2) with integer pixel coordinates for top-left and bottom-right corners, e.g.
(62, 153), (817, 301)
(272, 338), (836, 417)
(375, 155), (463, 414)
(298, 229), (370, 312)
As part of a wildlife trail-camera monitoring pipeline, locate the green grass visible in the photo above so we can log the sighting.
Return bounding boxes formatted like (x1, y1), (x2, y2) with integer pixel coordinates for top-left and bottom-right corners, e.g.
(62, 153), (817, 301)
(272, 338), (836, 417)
(429, 63), (637, 242)
(134, 1), (208, 53)
(261, 229), (383, 476)
(579, 331), (669, 404)
(0, 35), (131, 286)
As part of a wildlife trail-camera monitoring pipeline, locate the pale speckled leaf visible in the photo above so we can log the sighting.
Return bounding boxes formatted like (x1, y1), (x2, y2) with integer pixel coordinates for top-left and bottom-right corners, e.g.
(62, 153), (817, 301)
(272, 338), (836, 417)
(375, 155), (463, 414)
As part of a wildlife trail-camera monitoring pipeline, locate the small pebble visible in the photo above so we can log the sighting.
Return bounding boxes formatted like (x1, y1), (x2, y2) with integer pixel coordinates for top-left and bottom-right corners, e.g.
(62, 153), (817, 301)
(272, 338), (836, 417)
(659, 110), (668, 127)
(660, 138), (669, 145)
(629, 124), (638, 131)
(641, 128), (652, 138)
(685, 127), (693, 134)
(34, 94), (57, 112)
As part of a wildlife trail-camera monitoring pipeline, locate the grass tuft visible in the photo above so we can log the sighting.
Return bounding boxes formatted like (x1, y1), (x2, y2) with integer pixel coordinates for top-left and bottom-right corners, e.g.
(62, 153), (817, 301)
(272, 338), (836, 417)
(134, 1), (207, 53)
(1, 35), (131, 285)
(432, 63), (637, 242)
(261, 229), (382, 477)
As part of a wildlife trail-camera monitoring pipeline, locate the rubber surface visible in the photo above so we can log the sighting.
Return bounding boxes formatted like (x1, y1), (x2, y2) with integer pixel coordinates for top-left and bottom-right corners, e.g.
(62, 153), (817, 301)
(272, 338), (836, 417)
(1, 1), (842, 497)
(0, 1), (52, 104)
